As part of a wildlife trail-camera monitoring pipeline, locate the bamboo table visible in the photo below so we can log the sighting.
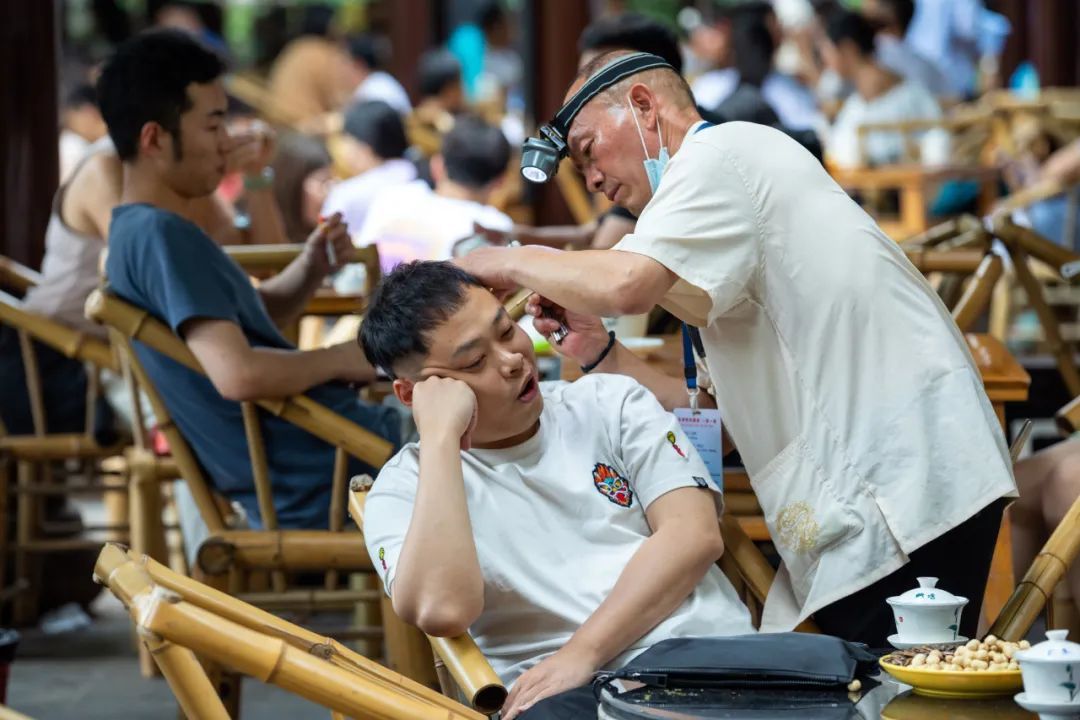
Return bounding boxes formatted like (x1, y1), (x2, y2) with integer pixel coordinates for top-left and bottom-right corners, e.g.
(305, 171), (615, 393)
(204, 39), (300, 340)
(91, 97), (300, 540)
(829, 164), (1001, 241)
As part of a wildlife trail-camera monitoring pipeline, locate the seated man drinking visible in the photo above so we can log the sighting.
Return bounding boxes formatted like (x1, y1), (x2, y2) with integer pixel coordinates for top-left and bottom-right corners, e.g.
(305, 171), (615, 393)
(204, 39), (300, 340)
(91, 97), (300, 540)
(97, 29), (401, 531)
(359, 262), (754, 719)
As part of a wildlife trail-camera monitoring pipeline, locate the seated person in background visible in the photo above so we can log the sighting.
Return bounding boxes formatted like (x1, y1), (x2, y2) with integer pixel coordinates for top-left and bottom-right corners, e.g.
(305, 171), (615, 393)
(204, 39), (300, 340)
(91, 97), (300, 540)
(413, 49), (467, 135)
(862, 0), (948, 97)
(360, 262), (755, 719)
(822, 10), (948, 168)
(271, 132), (335, 244)
(347, 34), (412, 117)
(1011, 437), (1080, 619)
(97, 29), (401, 529)
(321, 100), (417, 234)
(340, 116), (511, 282)
(59, 82), (108, 182)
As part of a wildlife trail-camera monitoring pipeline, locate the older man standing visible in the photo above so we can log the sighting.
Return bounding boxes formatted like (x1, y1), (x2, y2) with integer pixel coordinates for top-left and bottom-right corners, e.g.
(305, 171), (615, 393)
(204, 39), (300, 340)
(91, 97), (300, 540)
(458, 51), (1015, 648)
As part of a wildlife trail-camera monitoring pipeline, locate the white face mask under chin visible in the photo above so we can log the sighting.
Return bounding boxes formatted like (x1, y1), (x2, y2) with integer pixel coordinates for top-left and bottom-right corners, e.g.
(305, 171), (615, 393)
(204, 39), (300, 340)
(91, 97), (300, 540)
(628, 97), (670, 194)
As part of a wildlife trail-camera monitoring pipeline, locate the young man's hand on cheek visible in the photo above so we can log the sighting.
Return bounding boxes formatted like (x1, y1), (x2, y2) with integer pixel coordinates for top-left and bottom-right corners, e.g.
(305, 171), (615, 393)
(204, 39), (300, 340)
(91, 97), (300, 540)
(411, 376), (478, 451)
(502, 647), (597, 719)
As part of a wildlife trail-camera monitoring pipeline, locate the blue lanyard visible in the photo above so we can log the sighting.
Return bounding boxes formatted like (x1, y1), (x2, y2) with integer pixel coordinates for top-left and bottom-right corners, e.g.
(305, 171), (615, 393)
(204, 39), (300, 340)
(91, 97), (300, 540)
(679, 120), (716, 408)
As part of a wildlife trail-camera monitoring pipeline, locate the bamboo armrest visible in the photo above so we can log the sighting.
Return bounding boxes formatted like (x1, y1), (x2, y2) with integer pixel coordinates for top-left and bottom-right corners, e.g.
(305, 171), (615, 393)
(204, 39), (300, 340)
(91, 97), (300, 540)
(224, 244), (303, 273)
(347, 484), (508, 713)
(903, 248), (988, 274)
(0, 290), (116, 371)
(85, 289), (393, 467)
(1056, 395), (1080, 435)
(196, 530), (371, 574)
(0, 434), (122, 460)
(992, 213), (1080, 275)
(0, 256), (43, 292)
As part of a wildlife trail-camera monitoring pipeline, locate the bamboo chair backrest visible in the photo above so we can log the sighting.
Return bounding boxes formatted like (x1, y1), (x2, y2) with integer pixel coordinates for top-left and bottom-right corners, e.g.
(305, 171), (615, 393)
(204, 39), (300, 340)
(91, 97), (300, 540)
(95, 543), (487, 720)
(0, 255), (43, 294)
(85, 289), (395, 539)
(224, 242), (382, 297)
(0, 287), (116, 441)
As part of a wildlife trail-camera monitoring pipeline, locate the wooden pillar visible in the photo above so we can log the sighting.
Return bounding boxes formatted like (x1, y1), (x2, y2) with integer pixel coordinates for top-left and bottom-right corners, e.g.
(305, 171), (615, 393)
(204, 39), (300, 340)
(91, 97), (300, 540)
(0, 2), (59, 267)
(386, 0), (435, 107)
(996, 0), (1079, 89)
(524, 0), (590, 227)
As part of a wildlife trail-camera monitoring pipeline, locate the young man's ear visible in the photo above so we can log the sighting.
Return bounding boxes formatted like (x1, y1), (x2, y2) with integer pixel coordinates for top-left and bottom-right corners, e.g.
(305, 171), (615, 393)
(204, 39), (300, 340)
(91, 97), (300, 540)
(392, 378), (415, 407)
(138, 121), (170, 161)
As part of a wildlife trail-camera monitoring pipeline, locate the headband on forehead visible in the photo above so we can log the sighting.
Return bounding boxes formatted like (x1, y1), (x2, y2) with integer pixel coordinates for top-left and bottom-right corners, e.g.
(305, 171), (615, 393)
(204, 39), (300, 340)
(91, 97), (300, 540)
(520, 52), (675, 184)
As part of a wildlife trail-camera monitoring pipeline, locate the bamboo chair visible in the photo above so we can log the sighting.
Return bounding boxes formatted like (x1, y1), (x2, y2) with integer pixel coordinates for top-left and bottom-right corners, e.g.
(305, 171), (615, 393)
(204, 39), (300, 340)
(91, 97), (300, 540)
(990, 214), (1080, 397)
(94, 542), (495, 720)
(84, 289), (431, 710)
(0, 260), (129, 624)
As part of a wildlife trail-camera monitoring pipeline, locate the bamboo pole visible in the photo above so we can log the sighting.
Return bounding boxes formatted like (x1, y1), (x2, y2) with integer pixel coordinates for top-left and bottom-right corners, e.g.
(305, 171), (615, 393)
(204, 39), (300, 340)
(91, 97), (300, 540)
(239, 402), (286, 593)
(97, 545), (477, 717)
(196, 531), (372, 575)
(236, 587), (380, 612)
(989, 492), (1080, 641)
(903, 249), (986, 274)
(1056, 395), (1080, 435)
(325, 448), (348, 591)
(140, 628), (231, 720)
(952, 253), (1004, 331)
(0, 291), (116, 371)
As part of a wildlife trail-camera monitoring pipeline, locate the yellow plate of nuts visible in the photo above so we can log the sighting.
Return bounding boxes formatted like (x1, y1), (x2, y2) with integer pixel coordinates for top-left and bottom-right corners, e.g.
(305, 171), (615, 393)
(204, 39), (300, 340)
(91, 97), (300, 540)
(879, 636), (1026, 698)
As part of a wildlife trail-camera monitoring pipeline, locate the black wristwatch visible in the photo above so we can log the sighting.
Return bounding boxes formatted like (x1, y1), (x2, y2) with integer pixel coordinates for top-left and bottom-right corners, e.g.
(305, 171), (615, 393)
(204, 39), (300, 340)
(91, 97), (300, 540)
(580, 330), (617, 374)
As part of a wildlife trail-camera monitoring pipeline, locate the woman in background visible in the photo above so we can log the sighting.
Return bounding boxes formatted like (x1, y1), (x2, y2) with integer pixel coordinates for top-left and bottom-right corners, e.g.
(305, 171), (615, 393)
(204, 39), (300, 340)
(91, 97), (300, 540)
(272, 133), (335, 244)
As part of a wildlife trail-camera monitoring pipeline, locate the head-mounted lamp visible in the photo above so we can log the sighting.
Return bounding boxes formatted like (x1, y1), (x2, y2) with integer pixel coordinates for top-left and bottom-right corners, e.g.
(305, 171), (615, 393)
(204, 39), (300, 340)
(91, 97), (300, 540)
(520, 52), (674, 184)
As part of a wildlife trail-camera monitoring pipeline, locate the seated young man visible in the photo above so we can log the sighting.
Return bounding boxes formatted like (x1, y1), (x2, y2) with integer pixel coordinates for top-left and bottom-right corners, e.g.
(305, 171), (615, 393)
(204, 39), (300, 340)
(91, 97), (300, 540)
(359, 262), (755, 720)
(96, 29), (401, 529)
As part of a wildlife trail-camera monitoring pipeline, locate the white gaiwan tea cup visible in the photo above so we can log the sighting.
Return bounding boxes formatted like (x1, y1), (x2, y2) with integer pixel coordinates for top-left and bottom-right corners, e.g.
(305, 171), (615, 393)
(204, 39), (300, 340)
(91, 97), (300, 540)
(886, 577), (968, 644)
(1015, 630), (1080, 704)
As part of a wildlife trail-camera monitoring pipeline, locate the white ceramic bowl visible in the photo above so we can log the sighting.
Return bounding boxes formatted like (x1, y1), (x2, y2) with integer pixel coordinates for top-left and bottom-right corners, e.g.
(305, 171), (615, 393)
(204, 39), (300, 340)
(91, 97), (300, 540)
(1016, 630), (1080, 705)
(886, 577), (968, 644)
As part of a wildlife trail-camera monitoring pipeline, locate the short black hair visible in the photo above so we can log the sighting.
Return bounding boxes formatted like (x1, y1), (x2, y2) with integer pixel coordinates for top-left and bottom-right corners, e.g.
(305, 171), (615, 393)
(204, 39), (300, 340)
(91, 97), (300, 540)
(418, 50), (462, 98)
(96, 29), (225, 161)
(578, 13), (683, 75)
(730, 4), (776, 87)
(359, 261), (485, 378)
(826, 10), (877, 57)
(343, 100), (408, 159)
(64, 83), (98, 110)
(347, 33), (380, 70)
(440, 116), (509, 189)
(876, 0), (916, 35)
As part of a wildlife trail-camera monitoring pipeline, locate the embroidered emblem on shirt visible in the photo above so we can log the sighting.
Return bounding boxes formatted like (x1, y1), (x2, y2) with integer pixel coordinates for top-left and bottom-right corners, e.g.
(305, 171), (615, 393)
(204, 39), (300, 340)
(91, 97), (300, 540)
(774, 501), (820, 553)
(378, 547), (388, 572)
(592, 463), (633, 507)
(666, 431), (687, 459)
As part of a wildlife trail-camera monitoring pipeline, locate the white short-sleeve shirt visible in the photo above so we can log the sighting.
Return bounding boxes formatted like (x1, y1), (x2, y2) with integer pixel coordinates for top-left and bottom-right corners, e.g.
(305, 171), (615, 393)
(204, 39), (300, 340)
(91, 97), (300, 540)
(363, 375), (755, 684)
(614, 121), (1016, 632)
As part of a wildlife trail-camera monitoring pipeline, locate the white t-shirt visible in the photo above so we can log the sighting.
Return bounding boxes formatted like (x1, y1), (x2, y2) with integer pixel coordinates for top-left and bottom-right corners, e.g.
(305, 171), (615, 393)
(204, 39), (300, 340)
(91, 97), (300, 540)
(363, 375), (755, 685)
(321, 158), (417, 236)
(829, 79), (949, 168)
(353, 70), (413, 116)
(353, 179), (512, 273)
(614, 121), (1016, 632)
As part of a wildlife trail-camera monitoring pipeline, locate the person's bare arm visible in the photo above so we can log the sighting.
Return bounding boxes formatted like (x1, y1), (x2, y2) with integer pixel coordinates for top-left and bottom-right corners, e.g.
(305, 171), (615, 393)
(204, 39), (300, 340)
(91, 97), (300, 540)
(1041, 139), (1080, 186)
(387, 377), (484, 636)
(65, 152), (123, 240)
(183, 318), (375, 401)
(502, 487), (724, 718)
(456, 246), (677, 317)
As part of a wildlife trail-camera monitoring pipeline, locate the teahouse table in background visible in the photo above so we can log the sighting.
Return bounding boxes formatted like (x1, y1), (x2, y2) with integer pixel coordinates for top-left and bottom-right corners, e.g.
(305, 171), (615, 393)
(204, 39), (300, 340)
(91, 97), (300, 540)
(564, 333), (1030, 633)
(829, 164), (1001, 241)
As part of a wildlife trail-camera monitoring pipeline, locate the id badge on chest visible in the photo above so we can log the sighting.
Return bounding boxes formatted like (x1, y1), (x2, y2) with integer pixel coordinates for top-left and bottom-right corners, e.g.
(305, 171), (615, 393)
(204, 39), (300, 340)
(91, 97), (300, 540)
(675, 406), (723, 490)
(676, 324), (723, 490)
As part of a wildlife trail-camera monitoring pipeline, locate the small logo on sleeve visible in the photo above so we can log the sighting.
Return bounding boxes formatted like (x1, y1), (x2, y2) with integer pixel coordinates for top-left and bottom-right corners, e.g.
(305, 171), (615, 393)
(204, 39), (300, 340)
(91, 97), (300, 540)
(378, 547), (388, 572)
(666, 431), (687, 459)
(592, 463), (633, 507)
(692, 476), (708, 488)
